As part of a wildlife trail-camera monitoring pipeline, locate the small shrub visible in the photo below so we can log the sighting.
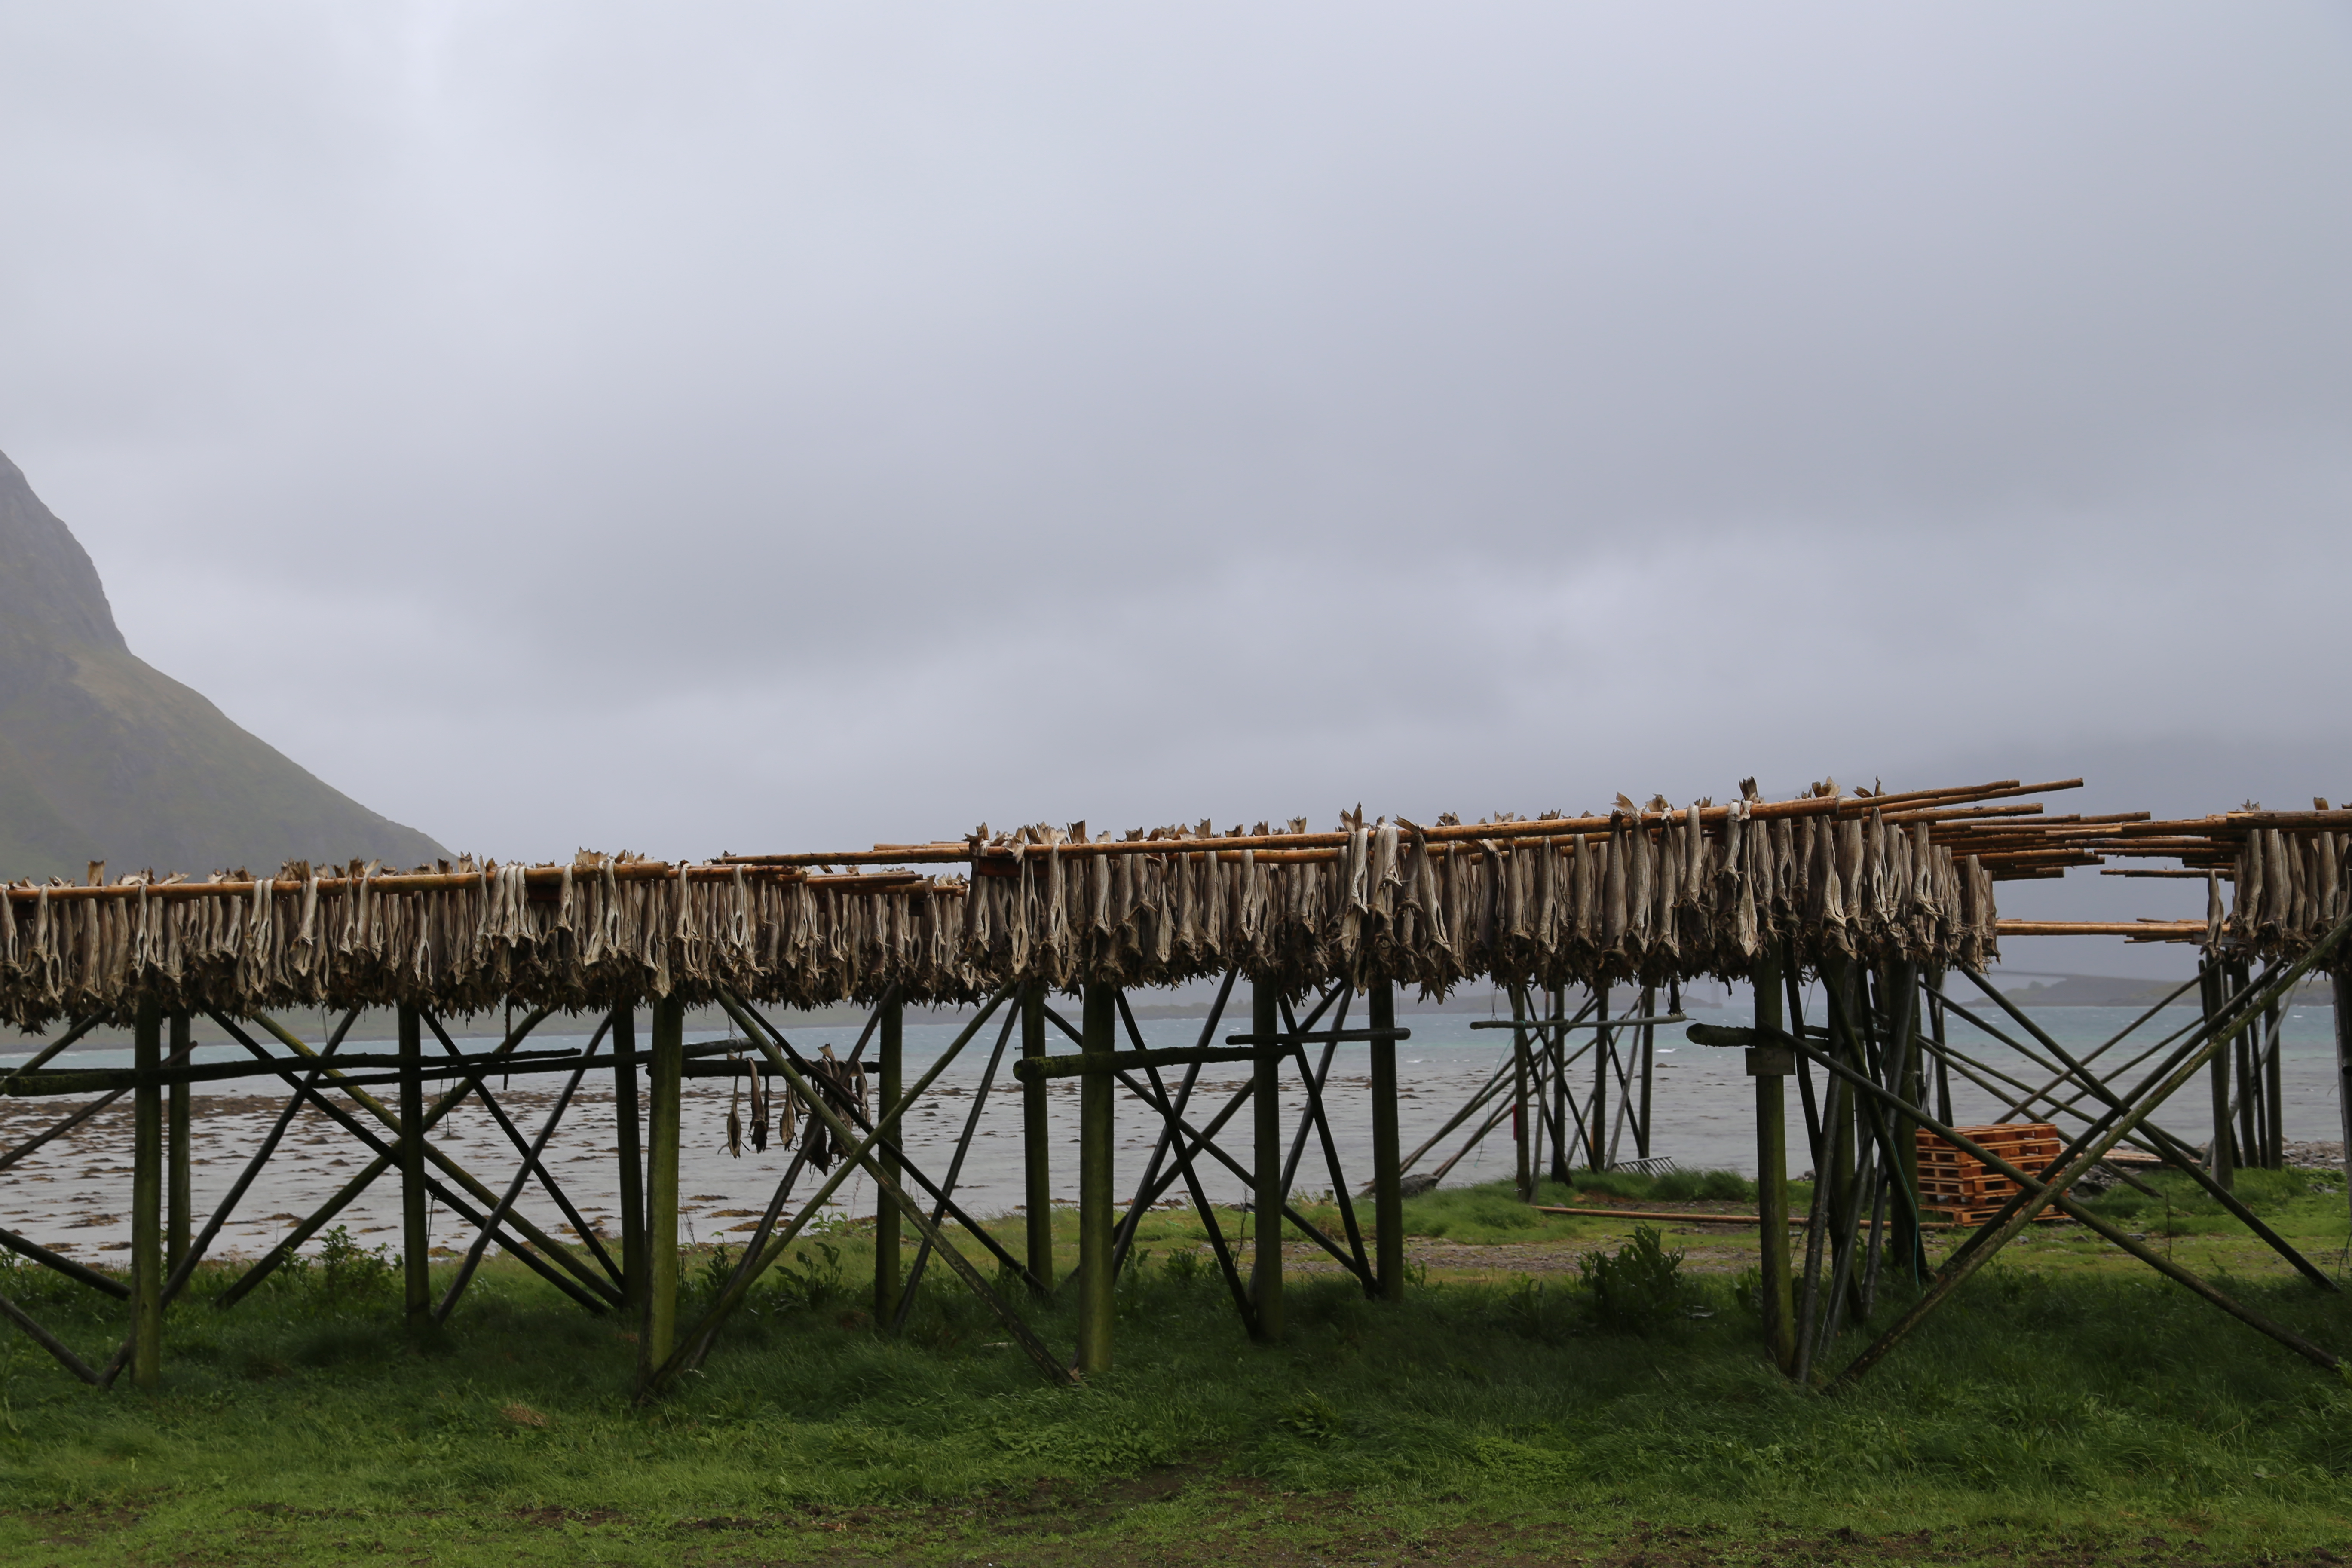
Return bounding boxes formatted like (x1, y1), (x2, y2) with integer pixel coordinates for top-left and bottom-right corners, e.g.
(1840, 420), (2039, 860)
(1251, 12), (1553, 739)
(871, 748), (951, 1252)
(768, 1240), (845, 1312)
(1577, 1225), (1691, 1334)
(1162, 1247), (1207, 1288)
(314, 1225), (392, 1302)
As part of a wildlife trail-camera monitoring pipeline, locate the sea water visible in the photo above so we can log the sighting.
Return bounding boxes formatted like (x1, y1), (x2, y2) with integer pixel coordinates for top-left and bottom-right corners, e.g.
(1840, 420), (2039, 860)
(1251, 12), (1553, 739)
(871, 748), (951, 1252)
(0, 1002), (2339, 1262)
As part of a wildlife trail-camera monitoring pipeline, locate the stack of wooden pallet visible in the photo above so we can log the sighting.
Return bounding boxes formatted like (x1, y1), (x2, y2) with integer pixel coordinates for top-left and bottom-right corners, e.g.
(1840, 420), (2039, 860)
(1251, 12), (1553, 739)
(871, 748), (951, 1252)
(1914, 1122), (2064, 1225)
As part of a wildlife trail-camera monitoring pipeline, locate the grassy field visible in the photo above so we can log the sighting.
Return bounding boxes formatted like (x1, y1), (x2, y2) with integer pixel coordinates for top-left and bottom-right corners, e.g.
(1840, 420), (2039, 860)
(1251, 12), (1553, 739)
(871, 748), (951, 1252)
(0, 1170), (2349, 1565)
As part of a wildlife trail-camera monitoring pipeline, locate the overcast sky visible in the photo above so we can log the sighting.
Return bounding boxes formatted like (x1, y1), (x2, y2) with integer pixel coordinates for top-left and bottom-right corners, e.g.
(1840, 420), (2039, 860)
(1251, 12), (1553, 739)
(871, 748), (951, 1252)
(2, 4), (2347, 970)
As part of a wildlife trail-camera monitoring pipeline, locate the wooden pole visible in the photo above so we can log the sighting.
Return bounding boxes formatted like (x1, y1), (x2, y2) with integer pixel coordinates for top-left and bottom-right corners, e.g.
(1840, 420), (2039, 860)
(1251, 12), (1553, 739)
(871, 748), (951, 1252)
(1369, 980), (1404, 1302)
(398, 1002), (430, 1326)
(1511, 986), (1532, 1199)
(612, 1005), (645, 1311)
(1887, 964), (1922, 1280)
(166, 1011), (191, 1276)
(2236, 1004), (2261, 1176)
(130, 996), (162, 1389)
(874, 994), (904, 1327)
(1252, 978), (1284, 1342)
(640, 994), (684, 1381)
(2202, 961), (2234, 1191)
(1548, 987), (1572, 1184)
(2264, 1011), (2279, 1170)
(1077, 983), (1116, 1374)
(1750, 948), (1796, 1374)
(1021, 982), (1054, 1298)
(2333, 966), (2352, 1240)
(1589, 985), (1610, 1170)
(1638, 984), (1657, 1162)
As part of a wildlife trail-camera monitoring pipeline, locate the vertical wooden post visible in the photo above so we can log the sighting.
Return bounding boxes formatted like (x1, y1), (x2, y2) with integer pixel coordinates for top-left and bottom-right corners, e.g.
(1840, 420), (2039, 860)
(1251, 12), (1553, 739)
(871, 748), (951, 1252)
(398, 1002), (430, 1326)
(2265, 1000), (2286, 1169)
(1750, 947), (1796, 1375)
(1368, 979), (1403, 1302)
(2236, 1015), (2261, 1175)
(874, 995), (904, 1327)
(131, 996), (163, 1388)
(167, 1011), (192, 1276)
(1251, 979), (1284, 1342)
(640, 994), (684, 1379)
(1510, 986), (1532, 1199)
(611, 1005), (646, 1311)
(1548, 987), (1572, 1185)
(1020, 981), (1054, 1298)
(2203, 961), (2234, 1191)
(2331, 966), (2352, 1238)
(1637, 984), (1658, 1162)
(1077, 983), (1116, 1373)
(1927, 965), (1954, 1125)
(1887, 963), (1922, 1277)
(1589, 985), (1610, 1170)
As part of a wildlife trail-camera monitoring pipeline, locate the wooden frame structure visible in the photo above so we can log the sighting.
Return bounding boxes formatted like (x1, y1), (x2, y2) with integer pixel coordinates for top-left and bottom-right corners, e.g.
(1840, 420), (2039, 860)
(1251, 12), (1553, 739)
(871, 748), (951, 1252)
(2, 777), (2345, 1400)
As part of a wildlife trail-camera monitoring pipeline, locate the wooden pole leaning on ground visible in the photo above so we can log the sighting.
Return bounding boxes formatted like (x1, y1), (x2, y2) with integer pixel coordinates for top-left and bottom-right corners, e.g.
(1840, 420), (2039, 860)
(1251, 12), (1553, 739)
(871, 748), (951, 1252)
(167, 1012), (191, 1276)
(1253, 978), (1284, 1343)
(131, 996), (162, 1389)
(1021, 982), (1054, 1299)
(874, 994), (904, 1331)
(1077, 983), (1117, 1375)
(1368, 980), (1404, 1302)
(612, 1005), (646, 1311)
(1749, 946), (1797, 1375)
(640, 995), (685, 1384)
(398, 1004), (430, 1326)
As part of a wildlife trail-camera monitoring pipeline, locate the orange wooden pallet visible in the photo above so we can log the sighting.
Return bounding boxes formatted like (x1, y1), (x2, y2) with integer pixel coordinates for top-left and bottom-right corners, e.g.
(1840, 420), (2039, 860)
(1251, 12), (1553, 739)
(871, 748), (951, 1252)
(1914, 1122), (2064, 1217)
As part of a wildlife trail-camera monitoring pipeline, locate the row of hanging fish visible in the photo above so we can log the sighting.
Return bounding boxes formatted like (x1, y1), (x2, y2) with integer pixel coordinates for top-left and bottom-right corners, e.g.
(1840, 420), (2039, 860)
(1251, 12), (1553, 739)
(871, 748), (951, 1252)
(959, 805), (2000, 995)
(2223, 828), (2351, 960)
(0, 800), (2003, 1029)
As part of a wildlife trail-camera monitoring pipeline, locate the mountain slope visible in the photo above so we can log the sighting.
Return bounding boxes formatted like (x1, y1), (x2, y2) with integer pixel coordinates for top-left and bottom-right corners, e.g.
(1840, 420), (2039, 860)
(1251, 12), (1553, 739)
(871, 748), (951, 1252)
(0, 449), (447, 878)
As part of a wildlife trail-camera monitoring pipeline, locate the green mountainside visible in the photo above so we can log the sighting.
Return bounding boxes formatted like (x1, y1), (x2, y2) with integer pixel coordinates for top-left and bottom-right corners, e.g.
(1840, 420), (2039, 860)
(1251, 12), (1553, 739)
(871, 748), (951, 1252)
(0, 448), (447, 879)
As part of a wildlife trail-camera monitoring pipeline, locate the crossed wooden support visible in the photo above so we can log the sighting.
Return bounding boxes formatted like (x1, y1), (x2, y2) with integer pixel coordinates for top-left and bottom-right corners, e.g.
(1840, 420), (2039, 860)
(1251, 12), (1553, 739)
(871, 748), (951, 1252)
(1690, 906), (2352, 1387)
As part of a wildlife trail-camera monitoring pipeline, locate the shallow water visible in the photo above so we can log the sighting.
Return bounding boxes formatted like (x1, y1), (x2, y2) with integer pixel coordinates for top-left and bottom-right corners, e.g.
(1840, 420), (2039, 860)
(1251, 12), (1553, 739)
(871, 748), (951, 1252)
(0, 1002), (2340, 1264)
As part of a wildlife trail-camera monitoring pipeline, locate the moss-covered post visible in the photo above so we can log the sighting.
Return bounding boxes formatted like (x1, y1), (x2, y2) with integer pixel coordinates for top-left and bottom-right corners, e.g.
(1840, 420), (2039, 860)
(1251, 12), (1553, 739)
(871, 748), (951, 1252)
(1251, 977), (1284, 1342)
(1368, 979), (1403, 1302)
(1589, 985), (1611, 1170)
(1548, 986), (1572, 1184)
(1750, 946), (1796, 1374)
(1886, 963), (1923, 1276)
(874, 993), (904, 1328)
(166, 1010), (192, 1276)
(640, 994), (685, 1381)
(2331, 965), (2352, 1237)
(398, 1002), (430, 1326)
(611, 1004), (646, 1311)
(1020, 981), (1054, 1298)
(132, 995), (163, 1388)
(2202, 960), (2234, 1191)
(1077, 982), (1116, 1373)
(1510, 985), (1533, 1199)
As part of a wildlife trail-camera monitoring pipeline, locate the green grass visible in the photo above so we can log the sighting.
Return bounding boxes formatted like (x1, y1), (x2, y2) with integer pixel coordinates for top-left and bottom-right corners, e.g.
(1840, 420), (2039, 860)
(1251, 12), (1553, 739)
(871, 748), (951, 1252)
(3, 1200), (2352, 1565)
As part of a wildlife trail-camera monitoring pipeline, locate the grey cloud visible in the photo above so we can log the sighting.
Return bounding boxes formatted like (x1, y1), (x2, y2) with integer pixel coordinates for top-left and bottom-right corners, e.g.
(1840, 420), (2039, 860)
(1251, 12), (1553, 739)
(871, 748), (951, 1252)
(0, 2), (2346, 910)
